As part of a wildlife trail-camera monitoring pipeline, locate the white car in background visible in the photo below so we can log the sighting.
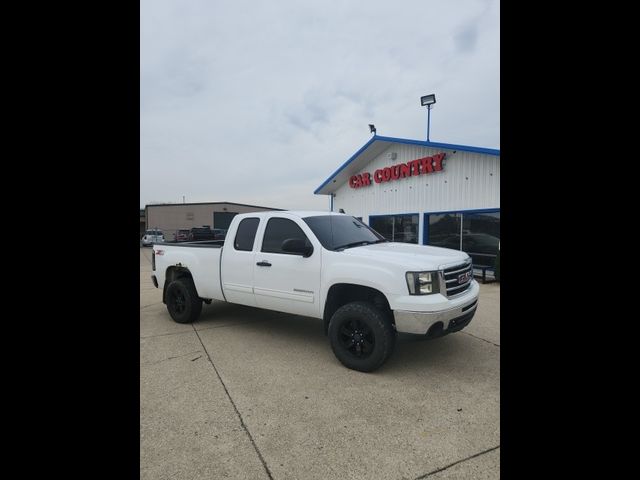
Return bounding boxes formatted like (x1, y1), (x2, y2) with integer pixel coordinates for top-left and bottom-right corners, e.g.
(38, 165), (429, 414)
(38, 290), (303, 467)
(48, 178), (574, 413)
(141, 230), (165, 247)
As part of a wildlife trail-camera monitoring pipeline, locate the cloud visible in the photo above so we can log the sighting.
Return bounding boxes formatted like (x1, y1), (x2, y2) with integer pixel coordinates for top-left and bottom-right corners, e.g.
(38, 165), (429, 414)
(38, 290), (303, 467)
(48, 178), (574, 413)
(455, 25), (478, 53)
(141, 0), (499, 209)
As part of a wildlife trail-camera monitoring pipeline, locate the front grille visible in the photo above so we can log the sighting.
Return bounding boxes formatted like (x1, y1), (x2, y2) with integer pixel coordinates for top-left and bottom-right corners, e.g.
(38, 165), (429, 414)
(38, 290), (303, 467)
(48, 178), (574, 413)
(443, 260), (473, 297)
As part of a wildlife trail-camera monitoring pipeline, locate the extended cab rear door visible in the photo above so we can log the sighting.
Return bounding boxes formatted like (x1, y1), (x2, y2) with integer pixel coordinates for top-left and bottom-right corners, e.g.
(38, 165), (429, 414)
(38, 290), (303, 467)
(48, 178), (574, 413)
(252, 214), (322, 318)
(220, 216), (262, 307)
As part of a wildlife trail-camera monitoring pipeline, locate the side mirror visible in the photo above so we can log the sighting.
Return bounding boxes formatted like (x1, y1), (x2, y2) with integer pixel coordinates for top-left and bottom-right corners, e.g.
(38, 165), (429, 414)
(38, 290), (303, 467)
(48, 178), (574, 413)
(281, 238), (313, 257)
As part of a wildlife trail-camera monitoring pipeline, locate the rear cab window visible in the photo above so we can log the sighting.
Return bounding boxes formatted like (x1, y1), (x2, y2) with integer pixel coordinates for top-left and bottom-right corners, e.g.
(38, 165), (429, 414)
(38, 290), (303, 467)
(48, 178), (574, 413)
(234, 218), (260, 251)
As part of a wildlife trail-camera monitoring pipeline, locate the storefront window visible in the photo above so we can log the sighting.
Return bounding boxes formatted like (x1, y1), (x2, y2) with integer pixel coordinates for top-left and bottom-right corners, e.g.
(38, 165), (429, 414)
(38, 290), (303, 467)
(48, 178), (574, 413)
(369, 214), (419, 244)
(428, 213), (461, 250)
(462, 212), (500, 267)
(427, 211), (500, 268)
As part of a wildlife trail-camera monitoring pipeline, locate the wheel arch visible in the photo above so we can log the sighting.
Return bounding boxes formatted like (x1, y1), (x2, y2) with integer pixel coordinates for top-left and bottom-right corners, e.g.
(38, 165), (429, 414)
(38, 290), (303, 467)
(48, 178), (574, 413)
(322, 283), (393, 335)
(162, 266), (196, 304)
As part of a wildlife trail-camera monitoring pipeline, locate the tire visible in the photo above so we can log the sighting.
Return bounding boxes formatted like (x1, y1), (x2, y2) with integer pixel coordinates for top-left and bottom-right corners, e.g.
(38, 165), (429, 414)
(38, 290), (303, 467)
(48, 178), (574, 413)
(165, 277), (202, 324)
(328, 301), (396, 372)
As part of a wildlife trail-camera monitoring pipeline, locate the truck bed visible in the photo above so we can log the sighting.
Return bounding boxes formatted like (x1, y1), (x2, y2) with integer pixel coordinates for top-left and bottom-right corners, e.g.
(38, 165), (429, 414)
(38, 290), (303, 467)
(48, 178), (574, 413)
(161, 240), (225, 248)
(154, 242), (225, 301)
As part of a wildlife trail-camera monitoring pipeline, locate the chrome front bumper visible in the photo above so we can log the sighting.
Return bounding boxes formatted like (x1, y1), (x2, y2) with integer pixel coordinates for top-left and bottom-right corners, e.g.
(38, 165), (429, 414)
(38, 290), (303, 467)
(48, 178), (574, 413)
(393, 298), (479, 335)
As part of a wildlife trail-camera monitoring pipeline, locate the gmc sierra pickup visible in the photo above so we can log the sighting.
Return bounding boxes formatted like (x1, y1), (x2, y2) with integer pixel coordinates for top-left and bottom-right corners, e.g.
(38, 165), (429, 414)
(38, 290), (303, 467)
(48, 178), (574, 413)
(151, 211), (479, 372)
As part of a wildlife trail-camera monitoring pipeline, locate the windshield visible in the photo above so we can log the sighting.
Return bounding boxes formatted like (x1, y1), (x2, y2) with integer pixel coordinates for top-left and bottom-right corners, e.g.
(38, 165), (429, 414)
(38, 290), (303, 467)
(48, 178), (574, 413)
(146, 230), (163, 235)
(303, 215), (386, 251)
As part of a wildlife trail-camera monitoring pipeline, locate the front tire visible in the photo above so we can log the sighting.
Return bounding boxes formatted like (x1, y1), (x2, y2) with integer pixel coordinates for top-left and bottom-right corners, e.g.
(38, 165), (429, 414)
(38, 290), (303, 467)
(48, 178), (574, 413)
(165, 278), (202, 324)
(328, 301), (396, 372)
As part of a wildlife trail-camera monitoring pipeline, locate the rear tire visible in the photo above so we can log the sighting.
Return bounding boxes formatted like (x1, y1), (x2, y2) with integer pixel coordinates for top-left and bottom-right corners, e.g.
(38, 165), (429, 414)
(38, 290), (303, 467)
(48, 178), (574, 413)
(328, 301), (396, 372)
(165, 278), (202, 324)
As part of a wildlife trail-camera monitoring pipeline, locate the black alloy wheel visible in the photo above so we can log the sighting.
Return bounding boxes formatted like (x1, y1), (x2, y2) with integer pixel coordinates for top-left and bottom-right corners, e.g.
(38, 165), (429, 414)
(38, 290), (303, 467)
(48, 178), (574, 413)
(165, 278), (202, 324)
(169, 288), (187, 315)
(338, 318), (375, 358)
(328, 301), (396, 372)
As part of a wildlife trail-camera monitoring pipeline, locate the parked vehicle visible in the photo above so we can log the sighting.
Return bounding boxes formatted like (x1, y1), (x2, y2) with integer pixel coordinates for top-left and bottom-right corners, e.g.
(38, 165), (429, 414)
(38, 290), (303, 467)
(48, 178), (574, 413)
(187, 226), (217, 241)
(141, 229), (164, 247)
(431, 232), (500, 268)
(151, 212), (479, 372)
(175, 229), (190, 242)
(212, 228), (227, 240)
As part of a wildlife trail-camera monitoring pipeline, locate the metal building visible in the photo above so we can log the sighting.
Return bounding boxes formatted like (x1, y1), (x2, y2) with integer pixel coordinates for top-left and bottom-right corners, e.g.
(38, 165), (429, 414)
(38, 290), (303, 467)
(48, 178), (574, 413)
(144, 201), (282, 242)
(314, 135), (500, 271)
(140, 209), (146, 238)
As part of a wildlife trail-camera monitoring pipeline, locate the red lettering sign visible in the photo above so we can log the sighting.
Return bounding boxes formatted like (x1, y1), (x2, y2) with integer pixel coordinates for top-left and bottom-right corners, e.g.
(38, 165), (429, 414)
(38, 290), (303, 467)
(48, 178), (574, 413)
(348, 152), (446, 188)
(419, 156), (434, 173)
(349, 172), (374, 188)
(432, 153), (445, 171)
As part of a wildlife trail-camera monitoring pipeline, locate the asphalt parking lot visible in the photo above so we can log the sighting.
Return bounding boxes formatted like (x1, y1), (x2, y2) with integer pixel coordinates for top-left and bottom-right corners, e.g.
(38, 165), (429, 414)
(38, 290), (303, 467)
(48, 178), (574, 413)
(140, 247), (500, 480)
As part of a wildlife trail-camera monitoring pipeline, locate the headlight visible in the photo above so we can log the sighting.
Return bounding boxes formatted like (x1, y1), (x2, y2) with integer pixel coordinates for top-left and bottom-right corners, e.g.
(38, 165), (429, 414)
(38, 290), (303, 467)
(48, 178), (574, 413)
(406, 271), (439, 295)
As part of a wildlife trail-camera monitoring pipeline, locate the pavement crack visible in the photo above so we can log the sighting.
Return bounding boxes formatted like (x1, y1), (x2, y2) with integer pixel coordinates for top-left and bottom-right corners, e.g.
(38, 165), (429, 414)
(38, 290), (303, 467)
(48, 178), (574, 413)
(193, 318), (270, 332)
(140, 301), (162, 309)
(461, 331), (500, 347)
(413, 445), (500, 479)
(192, 325), (274, 480)
(140, 330), (195, 340)
(140, 317), (274, 339)
(141, 350), (202, 366)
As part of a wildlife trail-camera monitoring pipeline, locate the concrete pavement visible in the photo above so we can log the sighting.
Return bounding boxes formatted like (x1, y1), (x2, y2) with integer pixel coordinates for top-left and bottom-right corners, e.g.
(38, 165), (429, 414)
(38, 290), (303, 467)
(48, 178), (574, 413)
(140, 247), (500, 479)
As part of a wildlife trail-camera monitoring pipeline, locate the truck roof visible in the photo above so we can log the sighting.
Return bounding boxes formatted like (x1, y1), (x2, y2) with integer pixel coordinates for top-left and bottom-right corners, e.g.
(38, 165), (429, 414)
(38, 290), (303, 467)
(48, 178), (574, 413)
(235, 211), (345, 219)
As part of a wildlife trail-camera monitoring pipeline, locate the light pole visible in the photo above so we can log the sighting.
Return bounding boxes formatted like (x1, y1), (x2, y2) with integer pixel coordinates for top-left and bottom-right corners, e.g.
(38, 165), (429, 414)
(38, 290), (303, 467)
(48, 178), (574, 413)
(420, 94), (436, 142)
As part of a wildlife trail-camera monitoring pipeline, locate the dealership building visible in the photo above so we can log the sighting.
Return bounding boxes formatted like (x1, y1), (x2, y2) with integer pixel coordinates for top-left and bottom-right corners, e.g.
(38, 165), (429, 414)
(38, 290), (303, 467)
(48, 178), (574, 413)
(144, 201), (281, 241)
(314, 135), (500, 270)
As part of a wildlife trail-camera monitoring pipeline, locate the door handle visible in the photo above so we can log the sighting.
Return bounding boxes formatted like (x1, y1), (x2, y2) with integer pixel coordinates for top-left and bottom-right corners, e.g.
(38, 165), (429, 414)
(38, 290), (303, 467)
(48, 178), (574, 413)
(256, 261), (272, 267)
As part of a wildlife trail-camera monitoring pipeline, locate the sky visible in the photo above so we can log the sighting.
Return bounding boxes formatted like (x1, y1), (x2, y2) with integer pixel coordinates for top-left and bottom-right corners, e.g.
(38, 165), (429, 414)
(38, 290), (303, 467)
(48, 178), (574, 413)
(140, 0), (499, 210)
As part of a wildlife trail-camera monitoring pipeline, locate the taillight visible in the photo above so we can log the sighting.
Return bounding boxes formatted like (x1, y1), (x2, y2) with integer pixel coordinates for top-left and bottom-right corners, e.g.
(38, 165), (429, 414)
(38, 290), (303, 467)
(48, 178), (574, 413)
(152, 249), (156, 271)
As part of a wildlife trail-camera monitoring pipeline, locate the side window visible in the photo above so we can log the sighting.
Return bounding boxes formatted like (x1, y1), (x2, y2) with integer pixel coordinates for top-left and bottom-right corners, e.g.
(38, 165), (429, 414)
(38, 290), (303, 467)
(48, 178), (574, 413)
(261, 218), (311, 254)
(234, 218), (260, 251)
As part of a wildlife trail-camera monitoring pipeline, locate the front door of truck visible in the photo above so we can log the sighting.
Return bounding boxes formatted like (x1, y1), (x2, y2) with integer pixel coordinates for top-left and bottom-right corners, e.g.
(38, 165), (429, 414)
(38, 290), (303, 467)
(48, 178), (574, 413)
(253, 216), (322, 318)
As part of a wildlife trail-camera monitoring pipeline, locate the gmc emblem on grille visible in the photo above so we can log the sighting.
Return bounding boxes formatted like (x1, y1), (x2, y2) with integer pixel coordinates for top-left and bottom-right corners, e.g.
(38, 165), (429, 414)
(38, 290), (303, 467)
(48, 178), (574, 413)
(458, 271), (472, 284)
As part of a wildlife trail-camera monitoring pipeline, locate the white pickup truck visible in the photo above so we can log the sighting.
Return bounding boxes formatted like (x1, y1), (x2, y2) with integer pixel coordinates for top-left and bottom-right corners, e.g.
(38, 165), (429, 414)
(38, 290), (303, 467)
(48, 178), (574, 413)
(151, 211), (479, 372)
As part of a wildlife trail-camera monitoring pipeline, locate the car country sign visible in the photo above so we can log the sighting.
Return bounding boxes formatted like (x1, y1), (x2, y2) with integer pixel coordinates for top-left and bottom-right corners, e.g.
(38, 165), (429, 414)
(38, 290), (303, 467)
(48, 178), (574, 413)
(349, 152), (446, 189)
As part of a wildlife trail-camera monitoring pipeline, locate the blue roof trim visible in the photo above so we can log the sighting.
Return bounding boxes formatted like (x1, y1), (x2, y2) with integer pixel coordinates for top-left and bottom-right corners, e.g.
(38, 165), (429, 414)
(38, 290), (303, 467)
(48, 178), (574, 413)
(314, 135), (500, 194)
(313, 135), (378, 194)
(374, 136), (500, 156)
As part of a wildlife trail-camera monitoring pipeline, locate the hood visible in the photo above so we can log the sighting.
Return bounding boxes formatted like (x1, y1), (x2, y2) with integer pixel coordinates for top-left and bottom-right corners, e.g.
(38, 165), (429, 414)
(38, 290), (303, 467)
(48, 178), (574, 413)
(342, 242), (469, 270)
